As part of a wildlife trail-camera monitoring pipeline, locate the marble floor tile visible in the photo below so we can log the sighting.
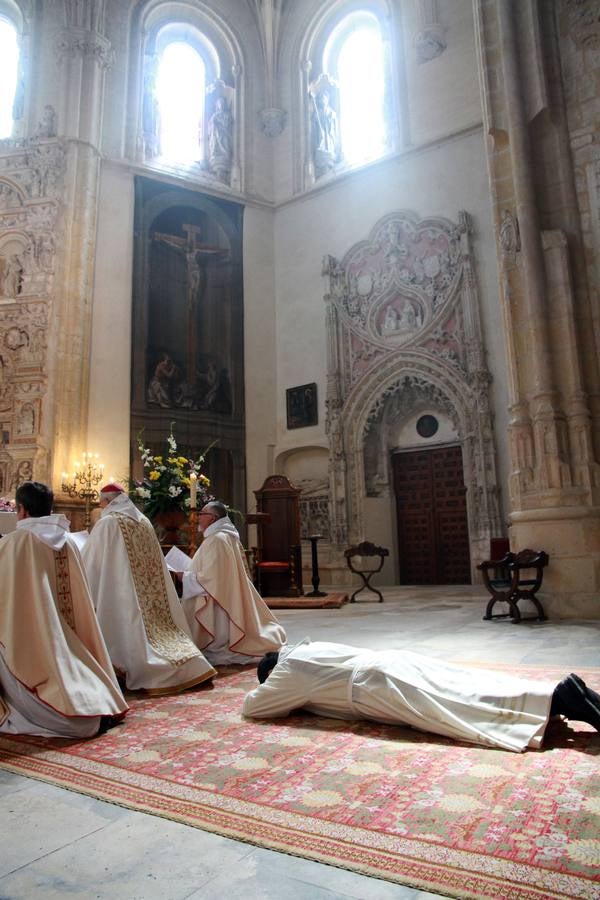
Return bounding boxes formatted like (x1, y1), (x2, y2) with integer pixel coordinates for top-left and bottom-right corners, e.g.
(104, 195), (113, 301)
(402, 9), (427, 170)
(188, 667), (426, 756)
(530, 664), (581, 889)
(0, 588), (598, 900)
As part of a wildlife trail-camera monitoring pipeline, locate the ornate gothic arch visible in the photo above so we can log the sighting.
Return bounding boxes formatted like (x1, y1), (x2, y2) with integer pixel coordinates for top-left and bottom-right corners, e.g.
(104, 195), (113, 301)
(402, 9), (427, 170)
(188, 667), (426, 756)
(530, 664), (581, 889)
(324, 210), (501, 576)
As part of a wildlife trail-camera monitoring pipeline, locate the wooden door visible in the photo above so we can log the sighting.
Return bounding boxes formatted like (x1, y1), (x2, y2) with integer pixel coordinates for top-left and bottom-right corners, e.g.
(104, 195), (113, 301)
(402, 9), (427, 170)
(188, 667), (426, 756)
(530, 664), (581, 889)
(392, 445), (471, 584)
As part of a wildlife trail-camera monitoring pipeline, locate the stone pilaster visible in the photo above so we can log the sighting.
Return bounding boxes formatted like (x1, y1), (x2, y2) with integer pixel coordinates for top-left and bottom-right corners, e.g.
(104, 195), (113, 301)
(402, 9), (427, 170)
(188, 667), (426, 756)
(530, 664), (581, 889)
(48, 0), (112, 491)
(474, 0), (600, 615)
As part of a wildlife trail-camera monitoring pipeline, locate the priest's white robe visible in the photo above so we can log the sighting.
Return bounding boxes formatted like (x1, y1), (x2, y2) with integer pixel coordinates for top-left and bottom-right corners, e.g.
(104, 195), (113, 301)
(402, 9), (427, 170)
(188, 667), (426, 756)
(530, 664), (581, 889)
(82, 495), (215, 694)
(0, 515), (128, 737)
(181, 517), (286, 665)
(242, 640), (556, 752)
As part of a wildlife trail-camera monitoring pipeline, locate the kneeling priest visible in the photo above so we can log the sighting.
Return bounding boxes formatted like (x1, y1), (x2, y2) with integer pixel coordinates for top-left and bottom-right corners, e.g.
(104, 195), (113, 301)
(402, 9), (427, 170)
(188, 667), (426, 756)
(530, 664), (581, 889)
(82, 483), (215, 694)
(0, 481), (128, 738)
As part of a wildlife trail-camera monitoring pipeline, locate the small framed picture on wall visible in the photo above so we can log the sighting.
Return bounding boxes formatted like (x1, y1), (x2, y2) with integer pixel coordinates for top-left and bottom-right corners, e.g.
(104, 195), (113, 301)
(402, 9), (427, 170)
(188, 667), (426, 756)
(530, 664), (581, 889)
(286, 383), (318, 429)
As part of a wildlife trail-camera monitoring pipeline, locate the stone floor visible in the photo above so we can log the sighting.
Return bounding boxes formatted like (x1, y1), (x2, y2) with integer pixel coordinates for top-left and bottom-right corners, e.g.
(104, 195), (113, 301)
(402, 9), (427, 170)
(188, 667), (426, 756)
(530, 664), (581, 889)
(1, 585), (599, 900)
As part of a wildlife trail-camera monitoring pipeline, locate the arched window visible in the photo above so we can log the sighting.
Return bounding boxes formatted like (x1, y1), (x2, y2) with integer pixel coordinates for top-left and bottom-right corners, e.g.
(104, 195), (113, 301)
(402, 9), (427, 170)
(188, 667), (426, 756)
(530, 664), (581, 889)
(0, 15), (20, 139)
(141, 21), (235, 185)
(155, 41), (205, 163)
(326, 15), (386, 166)
(306, 8), (391, 183)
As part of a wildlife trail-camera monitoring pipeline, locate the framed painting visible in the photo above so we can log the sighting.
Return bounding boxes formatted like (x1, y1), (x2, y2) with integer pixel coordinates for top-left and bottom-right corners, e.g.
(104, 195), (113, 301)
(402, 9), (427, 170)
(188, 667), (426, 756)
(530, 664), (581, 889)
(286, 383), (318, 429)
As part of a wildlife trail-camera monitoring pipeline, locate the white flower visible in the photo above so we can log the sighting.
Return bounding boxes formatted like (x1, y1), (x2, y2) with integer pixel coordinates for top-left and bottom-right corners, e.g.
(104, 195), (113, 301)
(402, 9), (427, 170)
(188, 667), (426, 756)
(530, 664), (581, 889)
(168, 485), (182, 497)
(167, 435), (177, 452)
(135, 487), (151, 499)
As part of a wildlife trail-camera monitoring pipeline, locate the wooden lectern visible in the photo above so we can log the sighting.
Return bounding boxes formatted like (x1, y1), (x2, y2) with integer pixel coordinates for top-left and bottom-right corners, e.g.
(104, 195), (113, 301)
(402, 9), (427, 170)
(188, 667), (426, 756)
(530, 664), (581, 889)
(253, 475), (303, 597)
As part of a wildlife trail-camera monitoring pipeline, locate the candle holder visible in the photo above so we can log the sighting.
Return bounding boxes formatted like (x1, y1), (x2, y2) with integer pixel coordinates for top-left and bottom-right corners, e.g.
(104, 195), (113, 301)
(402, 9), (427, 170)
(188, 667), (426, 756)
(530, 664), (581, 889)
(187, 508), (199, 556)
(306, 533), (327, 597)
(61, 452), (104, 528)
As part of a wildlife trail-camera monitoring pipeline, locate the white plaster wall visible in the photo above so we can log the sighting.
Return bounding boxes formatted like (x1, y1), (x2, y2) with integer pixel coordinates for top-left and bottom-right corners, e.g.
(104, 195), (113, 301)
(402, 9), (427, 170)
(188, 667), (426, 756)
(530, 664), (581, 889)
(403, 0), (482, 146)
(243, 203), (277, 507)
(272, 128), (511, 569)
(87, 161), (134, 483)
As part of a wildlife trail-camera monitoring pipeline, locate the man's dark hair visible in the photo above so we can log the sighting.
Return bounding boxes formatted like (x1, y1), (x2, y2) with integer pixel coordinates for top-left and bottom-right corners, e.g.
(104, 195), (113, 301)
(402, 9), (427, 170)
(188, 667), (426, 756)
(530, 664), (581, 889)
(15, 481), (53, 517)
(257, 651), (280, 683)
(206, 500), (227, 519)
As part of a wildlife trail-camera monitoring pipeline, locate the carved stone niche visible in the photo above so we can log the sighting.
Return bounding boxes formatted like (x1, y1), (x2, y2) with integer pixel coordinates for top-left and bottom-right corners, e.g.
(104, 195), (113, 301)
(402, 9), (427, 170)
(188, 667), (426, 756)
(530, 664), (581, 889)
(323, 209), (501, 573)
(0, 231), (28, 301)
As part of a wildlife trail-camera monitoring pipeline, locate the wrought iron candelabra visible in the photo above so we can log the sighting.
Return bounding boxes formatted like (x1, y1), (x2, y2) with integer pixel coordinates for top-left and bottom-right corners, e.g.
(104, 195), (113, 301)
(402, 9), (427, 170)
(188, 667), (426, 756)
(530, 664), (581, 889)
(61, 452), (104, 528)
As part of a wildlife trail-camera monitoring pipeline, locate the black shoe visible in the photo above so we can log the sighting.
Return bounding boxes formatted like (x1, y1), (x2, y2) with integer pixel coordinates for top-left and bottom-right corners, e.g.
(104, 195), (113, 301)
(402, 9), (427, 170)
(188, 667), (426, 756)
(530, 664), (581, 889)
(551, 674), (600, 731)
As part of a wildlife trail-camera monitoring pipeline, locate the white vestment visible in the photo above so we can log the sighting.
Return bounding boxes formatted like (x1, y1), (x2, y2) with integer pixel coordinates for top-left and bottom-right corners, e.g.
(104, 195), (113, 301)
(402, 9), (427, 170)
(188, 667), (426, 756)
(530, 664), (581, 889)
(82, 494), (215, 693)
(242, 640), (556, 752)
(0, 515), (128, 737)
(181, 517), (286, 664)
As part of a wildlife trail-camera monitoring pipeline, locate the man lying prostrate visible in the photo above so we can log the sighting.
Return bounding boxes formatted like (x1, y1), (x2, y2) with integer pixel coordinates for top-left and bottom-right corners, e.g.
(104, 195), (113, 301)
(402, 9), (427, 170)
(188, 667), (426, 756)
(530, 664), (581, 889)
(0, 481), (128, 738)
(82, 484), (216, 694)
(179, 501), (286, 665)
(243, 639), (600, 752)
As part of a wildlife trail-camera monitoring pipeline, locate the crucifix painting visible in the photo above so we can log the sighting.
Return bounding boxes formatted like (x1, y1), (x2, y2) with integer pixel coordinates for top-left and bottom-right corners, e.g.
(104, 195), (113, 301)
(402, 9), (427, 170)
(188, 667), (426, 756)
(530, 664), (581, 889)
(131, 177), (245, 515)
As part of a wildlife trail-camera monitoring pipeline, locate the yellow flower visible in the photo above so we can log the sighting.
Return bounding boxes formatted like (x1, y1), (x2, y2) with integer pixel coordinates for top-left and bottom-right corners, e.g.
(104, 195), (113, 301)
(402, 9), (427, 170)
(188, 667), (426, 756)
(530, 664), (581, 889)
(154, 455), (163, 464)
(149, 470), (160, 481)
(199, 474), (210, 485)
(177, 456), (188, 465)
(167, 457), (177, 465)
(182, 476), (191, 487)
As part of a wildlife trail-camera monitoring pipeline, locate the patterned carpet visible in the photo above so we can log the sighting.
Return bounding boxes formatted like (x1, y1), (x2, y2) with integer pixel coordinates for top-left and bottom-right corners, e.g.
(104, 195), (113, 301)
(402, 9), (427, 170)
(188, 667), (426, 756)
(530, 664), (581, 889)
(0, 666), (599, 899)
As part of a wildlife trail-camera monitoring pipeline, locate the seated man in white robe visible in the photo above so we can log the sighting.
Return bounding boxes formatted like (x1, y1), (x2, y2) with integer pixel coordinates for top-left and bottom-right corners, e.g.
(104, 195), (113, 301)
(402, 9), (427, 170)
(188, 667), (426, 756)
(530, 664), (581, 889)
(0, 481), (128, 738)
(243, 640), (600, 752)
(82, 483), (215, 694)
(180, 501), (286, 665)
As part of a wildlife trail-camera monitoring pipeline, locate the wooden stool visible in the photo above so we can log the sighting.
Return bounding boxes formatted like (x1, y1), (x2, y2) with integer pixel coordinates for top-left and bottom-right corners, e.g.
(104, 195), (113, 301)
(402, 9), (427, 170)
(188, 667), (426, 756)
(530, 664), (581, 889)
(478, 549), (549, 623)
(344, 541), (389, 603)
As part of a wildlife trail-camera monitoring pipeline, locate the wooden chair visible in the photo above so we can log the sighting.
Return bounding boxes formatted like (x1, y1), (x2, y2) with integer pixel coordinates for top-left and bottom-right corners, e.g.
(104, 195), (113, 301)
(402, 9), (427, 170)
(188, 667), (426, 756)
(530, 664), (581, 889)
(253, 476), (303, 597)
(344, 541), (389, 603)
(478, 549), (549, 623)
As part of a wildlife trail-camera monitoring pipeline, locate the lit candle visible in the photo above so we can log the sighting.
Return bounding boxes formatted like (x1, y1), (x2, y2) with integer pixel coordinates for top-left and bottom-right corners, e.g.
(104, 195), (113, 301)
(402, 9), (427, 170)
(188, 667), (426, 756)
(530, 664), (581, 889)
(189, 472), (197, 508)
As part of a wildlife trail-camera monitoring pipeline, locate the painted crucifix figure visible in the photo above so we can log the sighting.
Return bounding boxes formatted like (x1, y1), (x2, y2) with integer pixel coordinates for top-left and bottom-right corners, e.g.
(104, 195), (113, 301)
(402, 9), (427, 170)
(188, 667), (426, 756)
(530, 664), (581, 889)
(152, 224), (229, 383)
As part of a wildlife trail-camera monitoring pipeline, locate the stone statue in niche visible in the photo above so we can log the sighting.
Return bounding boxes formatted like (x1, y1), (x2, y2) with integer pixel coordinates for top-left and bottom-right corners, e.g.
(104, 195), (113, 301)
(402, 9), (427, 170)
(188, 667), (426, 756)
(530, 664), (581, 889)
(399, 301), (417, 330)
(381, 301), (420, 336)
(382, 305), (400, 334)
(0, 255), (23, 298)
(17, 404), (34, 436)
(207, 97), (233, 182)
(499, 210), (520, 263)
(311, 89), (339, 178)
(11, 459), (32, 489)
(36, 105), (57, 139)
(36, 235), (55, 270)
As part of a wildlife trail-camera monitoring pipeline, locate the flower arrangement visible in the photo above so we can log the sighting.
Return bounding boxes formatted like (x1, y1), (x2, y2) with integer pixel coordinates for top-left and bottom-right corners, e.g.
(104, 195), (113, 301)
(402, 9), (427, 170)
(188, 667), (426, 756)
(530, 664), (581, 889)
(0, 497), (16, 512)
(132, 427), (212, 519)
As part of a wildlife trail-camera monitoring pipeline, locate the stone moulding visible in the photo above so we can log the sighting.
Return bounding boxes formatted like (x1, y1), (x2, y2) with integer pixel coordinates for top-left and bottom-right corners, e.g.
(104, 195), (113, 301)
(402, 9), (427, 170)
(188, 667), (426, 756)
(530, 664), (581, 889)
(324, 210), (501, 577)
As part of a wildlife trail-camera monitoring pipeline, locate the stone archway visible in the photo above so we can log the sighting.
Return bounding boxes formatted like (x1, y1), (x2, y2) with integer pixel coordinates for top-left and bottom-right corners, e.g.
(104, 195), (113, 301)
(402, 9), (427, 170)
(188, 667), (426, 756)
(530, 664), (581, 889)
(324, 210), (502, 579)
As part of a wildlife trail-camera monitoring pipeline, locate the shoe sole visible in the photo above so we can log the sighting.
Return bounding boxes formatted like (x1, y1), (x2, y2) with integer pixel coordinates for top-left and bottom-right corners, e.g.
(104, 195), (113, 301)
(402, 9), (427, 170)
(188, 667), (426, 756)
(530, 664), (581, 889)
(568, 673), (600, 731)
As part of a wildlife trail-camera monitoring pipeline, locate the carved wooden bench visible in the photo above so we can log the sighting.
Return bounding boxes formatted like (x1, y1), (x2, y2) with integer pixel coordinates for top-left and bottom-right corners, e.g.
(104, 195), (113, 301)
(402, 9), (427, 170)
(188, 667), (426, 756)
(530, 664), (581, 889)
(344, 541), (389, 603)
(478, 549), (549, 623)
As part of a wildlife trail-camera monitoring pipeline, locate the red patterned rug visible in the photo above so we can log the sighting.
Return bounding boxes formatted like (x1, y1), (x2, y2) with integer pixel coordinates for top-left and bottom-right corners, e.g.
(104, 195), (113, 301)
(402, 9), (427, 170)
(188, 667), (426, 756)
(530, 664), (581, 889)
(265, 591), (348, 609)
(0, 665), (599, 899)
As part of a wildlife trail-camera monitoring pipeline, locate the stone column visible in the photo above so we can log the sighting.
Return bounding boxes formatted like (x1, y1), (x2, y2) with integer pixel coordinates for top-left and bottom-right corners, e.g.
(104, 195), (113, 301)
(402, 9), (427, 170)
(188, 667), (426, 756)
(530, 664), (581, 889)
(49, 0), (112, 489)
(474, 0), (600, 616)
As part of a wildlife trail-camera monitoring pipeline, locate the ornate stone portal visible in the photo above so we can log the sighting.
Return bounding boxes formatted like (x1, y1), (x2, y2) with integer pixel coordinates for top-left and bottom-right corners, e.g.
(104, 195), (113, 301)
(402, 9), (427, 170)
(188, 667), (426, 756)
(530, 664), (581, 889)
(0, 138), (64, 492)
(324, 211), (501, 577)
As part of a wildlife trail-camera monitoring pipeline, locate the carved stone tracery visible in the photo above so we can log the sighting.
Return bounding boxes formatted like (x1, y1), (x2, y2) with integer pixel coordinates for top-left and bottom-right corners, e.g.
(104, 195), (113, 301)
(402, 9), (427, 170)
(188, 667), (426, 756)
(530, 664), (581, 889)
(0, 138), (63, 489)
(324, 210), (500, 574)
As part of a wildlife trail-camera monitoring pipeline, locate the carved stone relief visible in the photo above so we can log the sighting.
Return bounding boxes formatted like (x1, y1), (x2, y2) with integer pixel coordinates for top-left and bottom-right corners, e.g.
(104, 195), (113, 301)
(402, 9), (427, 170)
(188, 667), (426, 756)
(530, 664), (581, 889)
(324, 210), (500, 574)
(0, 138), (63, 490)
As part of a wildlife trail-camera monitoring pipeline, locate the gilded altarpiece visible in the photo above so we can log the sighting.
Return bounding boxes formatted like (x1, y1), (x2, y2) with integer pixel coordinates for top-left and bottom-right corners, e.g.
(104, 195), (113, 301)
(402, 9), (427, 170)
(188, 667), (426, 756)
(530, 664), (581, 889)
(0, 138), (64, 495)
(131, 178), (245, 513)
(324, 211), (501, 577)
